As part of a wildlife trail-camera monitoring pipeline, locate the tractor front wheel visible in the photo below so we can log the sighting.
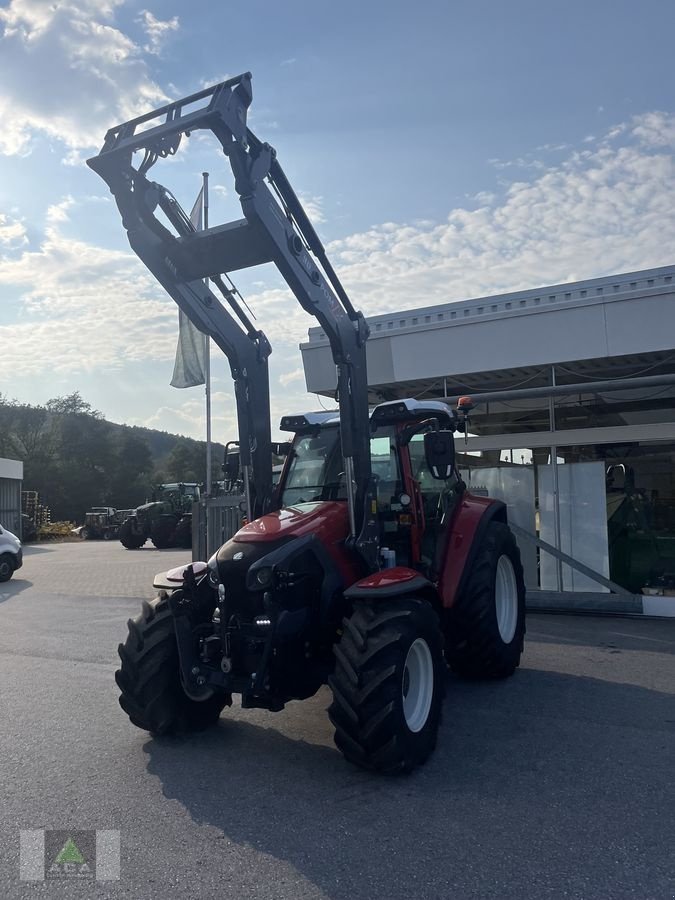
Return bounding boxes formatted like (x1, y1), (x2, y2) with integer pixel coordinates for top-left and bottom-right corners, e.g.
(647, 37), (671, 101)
(444, 521), (526, 678)
(328, 598), (444, 774)
(116, 594), (229, 734)
(119, 520), (145, 550)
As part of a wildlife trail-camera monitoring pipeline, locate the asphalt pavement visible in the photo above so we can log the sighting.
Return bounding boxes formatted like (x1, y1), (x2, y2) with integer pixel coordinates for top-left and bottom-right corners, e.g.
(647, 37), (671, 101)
(0, 540), (674, 899)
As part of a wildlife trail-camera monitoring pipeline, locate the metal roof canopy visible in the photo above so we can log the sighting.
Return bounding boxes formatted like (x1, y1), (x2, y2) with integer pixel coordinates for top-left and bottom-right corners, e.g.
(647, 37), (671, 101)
(301, 264), (675, 399)
(300, 265), (675, 438)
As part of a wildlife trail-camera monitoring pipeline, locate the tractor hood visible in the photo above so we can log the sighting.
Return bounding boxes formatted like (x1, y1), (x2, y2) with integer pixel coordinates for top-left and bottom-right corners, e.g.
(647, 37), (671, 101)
(233, 502), (349, 545)
(135, 501), (164, 515)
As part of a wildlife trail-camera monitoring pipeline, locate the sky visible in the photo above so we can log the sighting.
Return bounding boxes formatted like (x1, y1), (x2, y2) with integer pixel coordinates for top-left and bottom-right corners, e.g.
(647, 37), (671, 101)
(1, 0), (674, 442)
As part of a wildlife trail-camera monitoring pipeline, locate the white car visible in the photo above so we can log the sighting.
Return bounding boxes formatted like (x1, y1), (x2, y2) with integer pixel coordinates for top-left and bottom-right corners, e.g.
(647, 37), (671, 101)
(0, 524), (23, 582)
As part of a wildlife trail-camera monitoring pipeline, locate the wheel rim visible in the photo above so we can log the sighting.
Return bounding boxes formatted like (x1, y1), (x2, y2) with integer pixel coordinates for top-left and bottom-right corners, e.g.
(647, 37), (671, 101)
(495, 554), (518, 644)
(402, 638), (434, 733)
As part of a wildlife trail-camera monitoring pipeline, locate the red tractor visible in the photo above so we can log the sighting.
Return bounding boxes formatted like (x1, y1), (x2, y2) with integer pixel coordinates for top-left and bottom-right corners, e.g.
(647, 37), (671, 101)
(88, 74), (525, 773)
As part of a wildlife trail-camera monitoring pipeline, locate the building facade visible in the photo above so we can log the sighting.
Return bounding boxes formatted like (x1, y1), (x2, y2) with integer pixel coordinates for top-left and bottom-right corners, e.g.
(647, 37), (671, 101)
(0, 457), (23, 537)
(301, 265), (675, 615)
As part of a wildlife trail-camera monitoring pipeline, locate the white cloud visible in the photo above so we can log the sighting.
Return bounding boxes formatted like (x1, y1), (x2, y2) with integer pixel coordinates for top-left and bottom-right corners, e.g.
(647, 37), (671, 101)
(45, 197), (75, 225)
(631, 111), (675, 148)
(211, 184), (229, 200)
(324, 113), (675, 314)
(298, 194), (325, 224)
(2, 111), (675, 440)
(0, 0), (167, 155)
(137, 9), (179, 56)
(279, 368), (304, 387)
(134, 391), (237, 439)
(0, 198), (176, 375)
(0, 212), (27, 248)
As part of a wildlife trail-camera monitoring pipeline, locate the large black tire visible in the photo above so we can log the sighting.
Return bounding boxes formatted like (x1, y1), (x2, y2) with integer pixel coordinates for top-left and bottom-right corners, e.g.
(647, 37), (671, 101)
(150, 515), (177, 550)
(173, 516), (192, 549)
(445, 521), (526, 678)
(328, 598), (445, 774)
(119, 519), (146, 550)
(115, 594), (229, 734)
(0, 553), (14, 583)
(80, 526), (91, 541)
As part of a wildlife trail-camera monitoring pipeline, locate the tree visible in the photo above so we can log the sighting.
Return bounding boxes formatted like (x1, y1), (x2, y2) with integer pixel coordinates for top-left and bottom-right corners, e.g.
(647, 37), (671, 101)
(108, 431), (154, 509)
(45, 392), (101, 418)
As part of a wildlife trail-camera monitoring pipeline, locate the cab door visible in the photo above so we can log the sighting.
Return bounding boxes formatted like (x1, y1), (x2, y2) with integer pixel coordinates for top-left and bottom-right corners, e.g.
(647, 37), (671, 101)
(403, 433), (462, 576)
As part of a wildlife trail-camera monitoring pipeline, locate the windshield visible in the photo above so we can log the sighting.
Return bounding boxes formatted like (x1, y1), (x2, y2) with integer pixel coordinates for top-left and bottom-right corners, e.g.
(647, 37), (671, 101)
(280, 426), (402, 508)
(281, 428), (345, 506)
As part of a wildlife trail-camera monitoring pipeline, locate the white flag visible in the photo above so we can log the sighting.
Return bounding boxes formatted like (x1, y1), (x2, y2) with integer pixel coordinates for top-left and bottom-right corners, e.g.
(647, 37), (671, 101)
(170, 186), (207, 389)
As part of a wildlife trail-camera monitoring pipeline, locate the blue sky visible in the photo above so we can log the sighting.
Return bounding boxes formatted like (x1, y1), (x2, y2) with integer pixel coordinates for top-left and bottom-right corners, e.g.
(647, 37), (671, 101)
(1, 0), (674, 441)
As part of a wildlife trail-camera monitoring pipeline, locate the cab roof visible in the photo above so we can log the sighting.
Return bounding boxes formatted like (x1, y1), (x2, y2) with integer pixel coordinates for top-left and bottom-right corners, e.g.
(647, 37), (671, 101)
(279, 398), (456, 433)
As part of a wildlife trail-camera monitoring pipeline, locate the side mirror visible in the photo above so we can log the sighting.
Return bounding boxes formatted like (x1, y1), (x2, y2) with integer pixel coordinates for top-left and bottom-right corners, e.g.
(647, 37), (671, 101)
(271, 441), (292, 457)
(424, 430), (455, 480)
(223, 450), (240, 482)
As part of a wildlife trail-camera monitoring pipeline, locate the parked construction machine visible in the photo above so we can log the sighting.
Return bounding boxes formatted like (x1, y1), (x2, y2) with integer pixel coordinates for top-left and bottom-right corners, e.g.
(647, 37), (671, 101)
(79, 507), (131, 541)
(88, 73), (526, 773)
(118, 483), (198, 550)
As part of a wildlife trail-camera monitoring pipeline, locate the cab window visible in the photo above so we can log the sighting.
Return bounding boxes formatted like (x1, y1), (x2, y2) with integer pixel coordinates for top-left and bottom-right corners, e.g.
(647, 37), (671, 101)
(371, 432), (402, 509)
(281, 430), (343, 506)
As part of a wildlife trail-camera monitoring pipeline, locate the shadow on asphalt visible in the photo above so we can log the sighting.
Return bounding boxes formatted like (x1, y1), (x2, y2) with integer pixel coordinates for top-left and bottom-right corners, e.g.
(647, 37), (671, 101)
(143, 668), (675, 899)
(528, 613), (675, 655)
(22, 544), (56, 555)
(0, 577), (32, 600)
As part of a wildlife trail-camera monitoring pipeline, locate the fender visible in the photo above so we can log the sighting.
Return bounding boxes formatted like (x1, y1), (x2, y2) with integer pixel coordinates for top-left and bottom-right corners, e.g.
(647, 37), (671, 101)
(153, 560), (208, 591)
(437, 495), (507, 609)
(345, 566), (439, 607)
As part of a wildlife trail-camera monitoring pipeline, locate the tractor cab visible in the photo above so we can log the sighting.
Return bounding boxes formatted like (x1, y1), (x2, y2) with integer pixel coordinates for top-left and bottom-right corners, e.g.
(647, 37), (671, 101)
(277, 399), (462, 579)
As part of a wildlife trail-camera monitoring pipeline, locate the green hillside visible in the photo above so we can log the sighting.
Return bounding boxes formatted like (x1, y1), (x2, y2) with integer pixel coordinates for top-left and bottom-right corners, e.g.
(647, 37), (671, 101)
(0, 392), (226, 522)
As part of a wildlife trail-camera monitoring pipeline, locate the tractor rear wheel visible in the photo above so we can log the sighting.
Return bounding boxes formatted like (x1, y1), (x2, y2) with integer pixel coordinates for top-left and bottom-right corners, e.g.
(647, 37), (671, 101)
(119, 520), (145, 550)
(150, 515), (177, 549)
(115, 594), (229, 734)
(328, 598), (444, 774)
(444, 521), (526, 678)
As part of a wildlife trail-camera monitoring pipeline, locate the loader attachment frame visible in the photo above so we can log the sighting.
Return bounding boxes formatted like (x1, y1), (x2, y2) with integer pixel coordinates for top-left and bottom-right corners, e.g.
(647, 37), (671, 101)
(87, 73), (378, 569)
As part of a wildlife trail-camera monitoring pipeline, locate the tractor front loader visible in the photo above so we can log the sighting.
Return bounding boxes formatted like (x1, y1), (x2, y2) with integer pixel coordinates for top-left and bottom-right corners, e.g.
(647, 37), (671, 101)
(88, 73), (525, 773)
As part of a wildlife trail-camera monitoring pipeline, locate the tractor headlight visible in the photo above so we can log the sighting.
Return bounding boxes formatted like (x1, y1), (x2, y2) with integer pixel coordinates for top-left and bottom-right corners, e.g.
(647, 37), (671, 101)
(254, 567), (274, 589)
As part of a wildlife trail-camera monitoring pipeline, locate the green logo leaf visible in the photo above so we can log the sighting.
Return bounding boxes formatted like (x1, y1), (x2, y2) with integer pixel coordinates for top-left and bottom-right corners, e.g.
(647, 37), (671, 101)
(55, 838), (85, 865)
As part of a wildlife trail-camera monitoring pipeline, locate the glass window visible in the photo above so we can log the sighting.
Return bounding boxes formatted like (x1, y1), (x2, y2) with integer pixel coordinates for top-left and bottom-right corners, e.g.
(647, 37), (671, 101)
(370, 431), (402, 509)
(281, 429), (343, 507)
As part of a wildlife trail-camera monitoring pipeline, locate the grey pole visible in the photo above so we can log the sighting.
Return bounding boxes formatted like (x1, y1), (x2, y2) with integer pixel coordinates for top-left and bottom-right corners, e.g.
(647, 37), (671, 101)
(203, 172), (212, 499)
(549, 366), (564, 592)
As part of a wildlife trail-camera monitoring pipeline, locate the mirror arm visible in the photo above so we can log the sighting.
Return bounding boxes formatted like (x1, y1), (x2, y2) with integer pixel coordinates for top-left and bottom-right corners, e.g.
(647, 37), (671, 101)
(398, 417), (440, 447)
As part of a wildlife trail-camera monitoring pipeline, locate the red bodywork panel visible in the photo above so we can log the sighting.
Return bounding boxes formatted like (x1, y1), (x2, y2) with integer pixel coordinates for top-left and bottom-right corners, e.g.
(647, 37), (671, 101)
(234, 501), (362, 584)
(344, 494), (500, 607)
(233, 486), (500, 610)
(437, 493), (499, 609)
(349, 566), (421, 590)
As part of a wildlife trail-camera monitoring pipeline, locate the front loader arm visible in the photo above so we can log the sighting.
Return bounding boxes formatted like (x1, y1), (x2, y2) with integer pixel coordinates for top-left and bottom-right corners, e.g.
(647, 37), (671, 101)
(87, 72), (378, 570)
